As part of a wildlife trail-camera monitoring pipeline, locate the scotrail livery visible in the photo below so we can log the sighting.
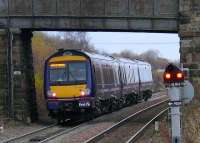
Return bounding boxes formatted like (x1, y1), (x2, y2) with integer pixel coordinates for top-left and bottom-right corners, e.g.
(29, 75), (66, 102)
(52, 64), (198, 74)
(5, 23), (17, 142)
(44, 49), (153, 122)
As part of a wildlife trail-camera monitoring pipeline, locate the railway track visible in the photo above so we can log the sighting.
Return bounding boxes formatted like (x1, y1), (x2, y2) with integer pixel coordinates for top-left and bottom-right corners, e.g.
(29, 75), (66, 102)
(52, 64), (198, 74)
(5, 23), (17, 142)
(2, 92), (168, 143)
(126, 108), (169, 143)
(3, 121), (82, 143)
(84, 99), (169, 143)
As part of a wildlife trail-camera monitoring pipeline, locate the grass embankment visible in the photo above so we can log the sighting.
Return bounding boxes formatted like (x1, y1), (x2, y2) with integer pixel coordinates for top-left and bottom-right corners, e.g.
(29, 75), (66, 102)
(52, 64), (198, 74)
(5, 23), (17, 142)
(182, 78), (200, 143)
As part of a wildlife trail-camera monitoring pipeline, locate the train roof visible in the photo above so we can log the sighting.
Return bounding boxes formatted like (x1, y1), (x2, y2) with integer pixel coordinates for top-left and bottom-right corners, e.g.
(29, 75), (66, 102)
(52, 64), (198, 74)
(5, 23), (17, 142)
(84, 52), (116, 61)
(84, 51), (151, 66)
(117, 58), (137, 63)
(136, 60), (151, 66)
(116, 57), (150, 66)
(48, 49), (151, 66)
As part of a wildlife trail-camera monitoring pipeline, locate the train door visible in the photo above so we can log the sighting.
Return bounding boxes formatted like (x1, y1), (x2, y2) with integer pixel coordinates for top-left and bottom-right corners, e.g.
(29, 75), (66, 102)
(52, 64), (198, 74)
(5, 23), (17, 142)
(137, 63), (142, 100)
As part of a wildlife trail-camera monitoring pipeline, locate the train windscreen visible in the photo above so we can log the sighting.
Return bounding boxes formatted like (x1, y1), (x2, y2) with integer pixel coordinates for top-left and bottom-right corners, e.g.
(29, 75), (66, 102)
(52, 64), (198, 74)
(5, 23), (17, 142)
(49, 62), (87, 84)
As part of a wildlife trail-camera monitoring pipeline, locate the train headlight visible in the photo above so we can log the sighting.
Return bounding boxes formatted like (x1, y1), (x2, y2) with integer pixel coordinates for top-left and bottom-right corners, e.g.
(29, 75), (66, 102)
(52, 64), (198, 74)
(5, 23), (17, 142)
(47, 91), (56, 97)
(80, 88), (91, 96)
(80, 90), (86, 96)
(52, 92), (57, 97)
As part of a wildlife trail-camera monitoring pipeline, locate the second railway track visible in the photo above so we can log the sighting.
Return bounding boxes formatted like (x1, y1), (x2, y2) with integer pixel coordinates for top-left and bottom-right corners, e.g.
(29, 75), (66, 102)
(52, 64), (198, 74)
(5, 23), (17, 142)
(85, 99), (169, 143)
(3, 121), (82, 143)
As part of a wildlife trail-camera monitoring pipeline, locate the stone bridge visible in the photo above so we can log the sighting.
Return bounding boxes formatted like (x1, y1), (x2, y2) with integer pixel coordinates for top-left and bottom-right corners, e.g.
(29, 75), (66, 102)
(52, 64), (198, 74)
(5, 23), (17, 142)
(0, 0), (199, 122)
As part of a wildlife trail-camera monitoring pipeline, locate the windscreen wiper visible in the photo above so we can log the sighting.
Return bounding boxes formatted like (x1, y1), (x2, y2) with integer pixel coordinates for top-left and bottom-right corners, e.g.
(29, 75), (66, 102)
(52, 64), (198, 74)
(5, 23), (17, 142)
(68, 71), (78, 82)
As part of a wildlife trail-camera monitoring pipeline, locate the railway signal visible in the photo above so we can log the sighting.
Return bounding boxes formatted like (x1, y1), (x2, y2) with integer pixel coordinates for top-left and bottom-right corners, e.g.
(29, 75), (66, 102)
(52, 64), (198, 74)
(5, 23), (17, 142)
(163, 64), (184, 86)
(163, 64), (184, 143)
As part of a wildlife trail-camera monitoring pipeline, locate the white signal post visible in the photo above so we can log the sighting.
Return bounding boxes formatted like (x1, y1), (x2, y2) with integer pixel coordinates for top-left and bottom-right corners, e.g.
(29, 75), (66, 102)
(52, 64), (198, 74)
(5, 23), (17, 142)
(164, 64), (194, 143)
(163, 64), (185, 143)
(168, 87), (181, 143)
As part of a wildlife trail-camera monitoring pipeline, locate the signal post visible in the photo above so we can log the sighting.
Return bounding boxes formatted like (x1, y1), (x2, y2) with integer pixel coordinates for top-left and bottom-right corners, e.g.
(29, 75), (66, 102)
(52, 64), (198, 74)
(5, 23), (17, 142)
(163, 64), (185, 143)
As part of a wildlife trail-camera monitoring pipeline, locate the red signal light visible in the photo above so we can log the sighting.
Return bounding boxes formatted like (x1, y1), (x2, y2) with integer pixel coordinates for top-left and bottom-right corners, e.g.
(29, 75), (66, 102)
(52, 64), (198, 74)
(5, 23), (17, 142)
(165, 73), (171, 79)
(163, 64), (185, 85)
(176, 72), (183, 79)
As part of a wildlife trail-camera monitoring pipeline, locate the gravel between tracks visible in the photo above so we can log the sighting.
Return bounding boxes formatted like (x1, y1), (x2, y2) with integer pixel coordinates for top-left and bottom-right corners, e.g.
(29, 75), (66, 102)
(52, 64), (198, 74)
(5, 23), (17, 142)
(0, 122), (48, 143)
(96, 103), (168, 143)
(49, 94), (168, 143)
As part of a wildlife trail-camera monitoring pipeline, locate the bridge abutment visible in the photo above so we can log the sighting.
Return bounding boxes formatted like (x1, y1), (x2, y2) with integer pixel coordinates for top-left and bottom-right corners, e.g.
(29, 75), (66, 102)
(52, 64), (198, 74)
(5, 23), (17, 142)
(179, 0), (200, 97)
(0, 30), (8, 117)
(178, 0), (200, 101)
(0, 29), (37, 122)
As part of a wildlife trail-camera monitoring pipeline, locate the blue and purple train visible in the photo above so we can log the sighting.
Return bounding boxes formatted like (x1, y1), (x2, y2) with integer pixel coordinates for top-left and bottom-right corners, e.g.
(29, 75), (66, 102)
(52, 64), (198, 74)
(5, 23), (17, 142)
(44, 49), (153, 122)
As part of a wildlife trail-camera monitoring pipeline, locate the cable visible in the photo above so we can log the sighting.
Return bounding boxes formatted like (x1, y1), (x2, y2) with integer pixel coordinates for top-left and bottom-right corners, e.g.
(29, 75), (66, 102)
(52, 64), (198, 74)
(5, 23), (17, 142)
(92, 42), (178, 45)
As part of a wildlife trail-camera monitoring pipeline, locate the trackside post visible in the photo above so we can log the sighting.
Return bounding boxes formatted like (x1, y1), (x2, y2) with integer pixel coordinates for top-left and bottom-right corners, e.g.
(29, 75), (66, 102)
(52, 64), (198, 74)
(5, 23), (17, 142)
(168, 87), (181, 143)
(163, 64), (185, 143)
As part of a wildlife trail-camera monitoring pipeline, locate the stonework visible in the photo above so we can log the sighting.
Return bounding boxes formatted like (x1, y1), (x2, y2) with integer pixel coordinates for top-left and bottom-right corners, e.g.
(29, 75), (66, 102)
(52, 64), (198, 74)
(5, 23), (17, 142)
(0, 0), (178, 32)
(0, 30), (8, 116)
(179, 0), (200, 95)
(0, 29), (37, 122)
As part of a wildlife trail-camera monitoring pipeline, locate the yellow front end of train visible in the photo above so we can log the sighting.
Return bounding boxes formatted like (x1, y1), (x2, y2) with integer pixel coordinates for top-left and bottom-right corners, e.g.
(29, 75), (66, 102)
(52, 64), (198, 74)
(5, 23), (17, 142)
(44, 52), (94, 121)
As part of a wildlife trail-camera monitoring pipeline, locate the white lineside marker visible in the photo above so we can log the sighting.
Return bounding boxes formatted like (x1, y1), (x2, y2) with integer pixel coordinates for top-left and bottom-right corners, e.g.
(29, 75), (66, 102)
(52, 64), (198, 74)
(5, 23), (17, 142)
(155, 121), (159, 132)
(0, 125), (4, 133)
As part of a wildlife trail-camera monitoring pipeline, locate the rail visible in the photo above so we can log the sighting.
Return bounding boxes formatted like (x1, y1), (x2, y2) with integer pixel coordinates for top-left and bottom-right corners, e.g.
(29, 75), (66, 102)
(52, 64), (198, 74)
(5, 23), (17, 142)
(126, 108), (169, 143)
(3, 123), (57, 143)
(84, 99), (169, 143)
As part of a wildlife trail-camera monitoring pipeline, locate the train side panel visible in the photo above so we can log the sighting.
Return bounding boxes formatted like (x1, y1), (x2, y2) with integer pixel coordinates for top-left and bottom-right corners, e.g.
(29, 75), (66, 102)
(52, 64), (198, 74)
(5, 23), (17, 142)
(138, 61), (153, 100)
(119, 59), (140, 96)
(91, 58), (121, 100)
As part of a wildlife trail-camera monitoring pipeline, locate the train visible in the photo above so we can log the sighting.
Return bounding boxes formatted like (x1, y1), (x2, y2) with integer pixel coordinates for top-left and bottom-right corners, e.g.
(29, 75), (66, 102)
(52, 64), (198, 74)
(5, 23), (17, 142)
(44, 49), (153, 122)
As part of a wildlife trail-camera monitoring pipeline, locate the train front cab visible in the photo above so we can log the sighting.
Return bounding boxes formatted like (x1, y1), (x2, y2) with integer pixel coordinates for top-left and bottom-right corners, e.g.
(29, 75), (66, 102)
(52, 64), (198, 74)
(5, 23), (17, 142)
(44, 51), (94, 120)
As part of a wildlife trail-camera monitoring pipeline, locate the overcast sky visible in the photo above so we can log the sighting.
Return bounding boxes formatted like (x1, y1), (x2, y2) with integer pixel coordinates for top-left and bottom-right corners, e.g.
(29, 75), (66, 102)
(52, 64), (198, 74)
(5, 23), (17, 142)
(88, 32), (180, 61)
(47, 32), (180, 61)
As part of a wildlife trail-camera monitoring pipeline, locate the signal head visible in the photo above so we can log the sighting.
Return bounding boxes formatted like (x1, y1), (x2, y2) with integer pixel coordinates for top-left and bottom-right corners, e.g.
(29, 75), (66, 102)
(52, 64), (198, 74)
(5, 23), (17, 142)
(163, 64), (184, 85)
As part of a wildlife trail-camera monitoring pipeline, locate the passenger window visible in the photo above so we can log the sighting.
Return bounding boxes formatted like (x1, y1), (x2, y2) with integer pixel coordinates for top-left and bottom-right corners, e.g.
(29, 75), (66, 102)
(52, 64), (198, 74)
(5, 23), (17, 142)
(94, 64), (102, 86)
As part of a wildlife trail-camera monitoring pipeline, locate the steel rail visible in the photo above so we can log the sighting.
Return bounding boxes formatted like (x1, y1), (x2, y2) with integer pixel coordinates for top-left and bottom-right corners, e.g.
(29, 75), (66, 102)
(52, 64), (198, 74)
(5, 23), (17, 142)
(84, 98), (169, 143)
(38, 123), (83, 143)
(4, 120), (86, 143)
(126, 107), (169, 143)
(37, 93), (168, 143)
(3, 123), (58, 143)
(0, 15), (178, 20)
(3, 94), (167, 143)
